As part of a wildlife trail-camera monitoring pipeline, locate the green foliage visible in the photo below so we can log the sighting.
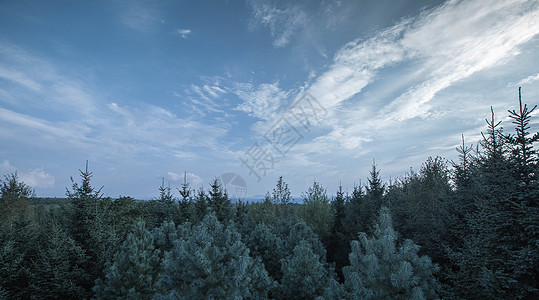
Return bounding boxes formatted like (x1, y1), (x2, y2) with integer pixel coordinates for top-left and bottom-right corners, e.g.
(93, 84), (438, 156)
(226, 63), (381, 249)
(0, 172), (34, 227)
(341, 207), (439, 299)
(208, 178), (233, 223)
(94, 221), (161, 299)
(64, 162), (121, 296)
(299, 181), (333, 244)
(327, 184), (349, 279)
(0, 89), (536, 299)
(244, 223), (285, 282)
(157, 214), (274, 299)
(31, 218), (87, 299)
(278, 240), (332, 299)
(446, 92), (539, 299)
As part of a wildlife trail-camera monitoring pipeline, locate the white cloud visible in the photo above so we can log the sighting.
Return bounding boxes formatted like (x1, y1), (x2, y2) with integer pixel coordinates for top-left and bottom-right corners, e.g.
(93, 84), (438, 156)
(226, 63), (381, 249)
(177, 29), (192, 39)
(0, 161), (54, 188)
(303, 0), (539, 151)
(0, 67), (41, 91)
(247, 0), (308, 47)
(234, 82), (289, 121)
(105, 102), (228, 154)
(20, 168), (55, 188)
(167, 171), (203, 186)
(0, 160), (16, 174)
(517, 73), (539, 85)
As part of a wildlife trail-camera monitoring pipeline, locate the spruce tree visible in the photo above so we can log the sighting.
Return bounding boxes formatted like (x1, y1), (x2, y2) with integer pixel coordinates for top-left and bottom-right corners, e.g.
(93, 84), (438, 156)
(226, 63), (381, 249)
(208, 179), (233, 223)
(0, 172), (34, 227)
(343, 183), (364, 244)
(341, 207), (439, 299)
(65, 162), (119, 296)
(327, 184), (349, 280)
(30, 219), (87, 299)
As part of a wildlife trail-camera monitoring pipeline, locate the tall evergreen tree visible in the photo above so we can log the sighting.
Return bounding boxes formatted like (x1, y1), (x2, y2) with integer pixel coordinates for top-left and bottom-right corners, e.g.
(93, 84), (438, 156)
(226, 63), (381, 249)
(365, 160), (385, 205)
(327, 184), (349, 280)
(299, 181), (333, 244)
(343, 183), (365, 242)
(340, 207), (439, 299)
(504, 87), (539, 185)
(31, 219), (87, 299)
(65, 162), (119, 296)
(0, 172), (34, 227)
(208, 179), (233, 223)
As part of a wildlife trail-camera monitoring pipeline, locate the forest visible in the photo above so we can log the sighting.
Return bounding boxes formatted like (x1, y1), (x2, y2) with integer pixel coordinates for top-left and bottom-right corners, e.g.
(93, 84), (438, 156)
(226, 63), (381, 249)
(0, 90), (538, 299)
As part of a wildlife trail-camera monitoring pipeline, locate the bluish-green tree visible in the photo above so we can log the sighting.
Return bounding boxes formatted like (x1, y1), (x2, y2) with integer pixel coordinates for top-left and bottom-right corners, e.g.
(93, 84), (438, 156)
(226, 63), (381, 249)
(341, 207), (439, 299)
(156, 214), (274, 299)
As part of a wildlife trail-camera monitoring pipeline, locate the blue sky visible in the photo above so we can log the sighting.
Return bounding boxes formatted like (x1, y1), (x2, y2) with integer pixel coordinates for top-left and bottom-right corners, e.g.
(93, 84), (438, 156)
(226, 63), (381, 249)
(1, 0), (538, 199)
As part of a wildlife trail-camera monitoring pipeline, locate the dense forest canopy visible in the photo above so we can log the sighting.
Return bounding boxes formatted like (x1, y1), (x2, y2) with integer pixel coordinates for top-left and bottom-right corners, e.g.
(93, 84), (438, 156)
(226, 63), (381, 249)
(1, 90), (538, 299)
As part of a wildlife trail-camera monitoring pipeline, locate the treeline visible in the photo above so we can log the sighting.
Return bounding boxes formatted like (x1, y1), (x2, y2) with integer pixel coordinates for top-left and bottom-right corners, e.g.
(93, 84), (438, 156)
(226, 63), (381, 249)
(0, 90), (537, 299)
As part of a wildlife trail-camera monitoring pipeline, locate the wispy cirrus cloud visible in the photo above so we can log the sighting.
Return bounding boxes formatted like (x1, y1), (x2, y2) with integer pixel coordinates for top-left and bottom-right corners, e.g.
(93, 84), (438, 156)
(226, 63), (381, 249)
(302, 0), (539, 152)
(247, 0), (309, 48)
(0, 40), (229, 163)
(233, 82), (289, 121)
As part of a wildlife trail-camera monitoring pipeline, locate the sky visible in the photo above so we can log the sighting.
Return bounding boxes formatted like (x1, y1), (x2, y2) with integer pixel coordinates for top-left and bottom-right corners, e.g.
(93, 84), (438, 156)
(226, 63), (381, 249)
(1, 0), (539, 200)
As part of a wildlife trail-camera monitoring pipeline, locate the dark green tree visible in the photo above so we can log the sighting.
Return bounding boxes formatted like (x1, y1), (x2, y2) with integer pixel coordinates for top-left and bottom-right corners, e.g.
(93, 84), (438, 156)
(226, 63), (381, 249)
(299, 181), (333, 244)
(0, 172), (34, 227)
(30, 218), (87, 299)
(244, 223), (285, 282)
(327, 184), (349, 280)
(208, 179), (233, 223)
(94, 221), (161, 299)
(64, 162), (119, 296)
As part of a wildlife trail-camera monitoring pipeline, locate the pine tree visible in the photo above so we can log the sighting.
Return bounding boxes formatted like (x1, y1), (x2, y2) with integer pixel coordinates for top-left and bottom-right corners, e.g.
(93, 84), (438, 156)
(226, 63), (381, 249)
(278, 240), (332, 299)
(156, 214), (274, 298)
(272, 176), (291, 205)
(341, 207), (439, 299)
(94, 221), (161, 299)
(244, 223), (285, 282)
